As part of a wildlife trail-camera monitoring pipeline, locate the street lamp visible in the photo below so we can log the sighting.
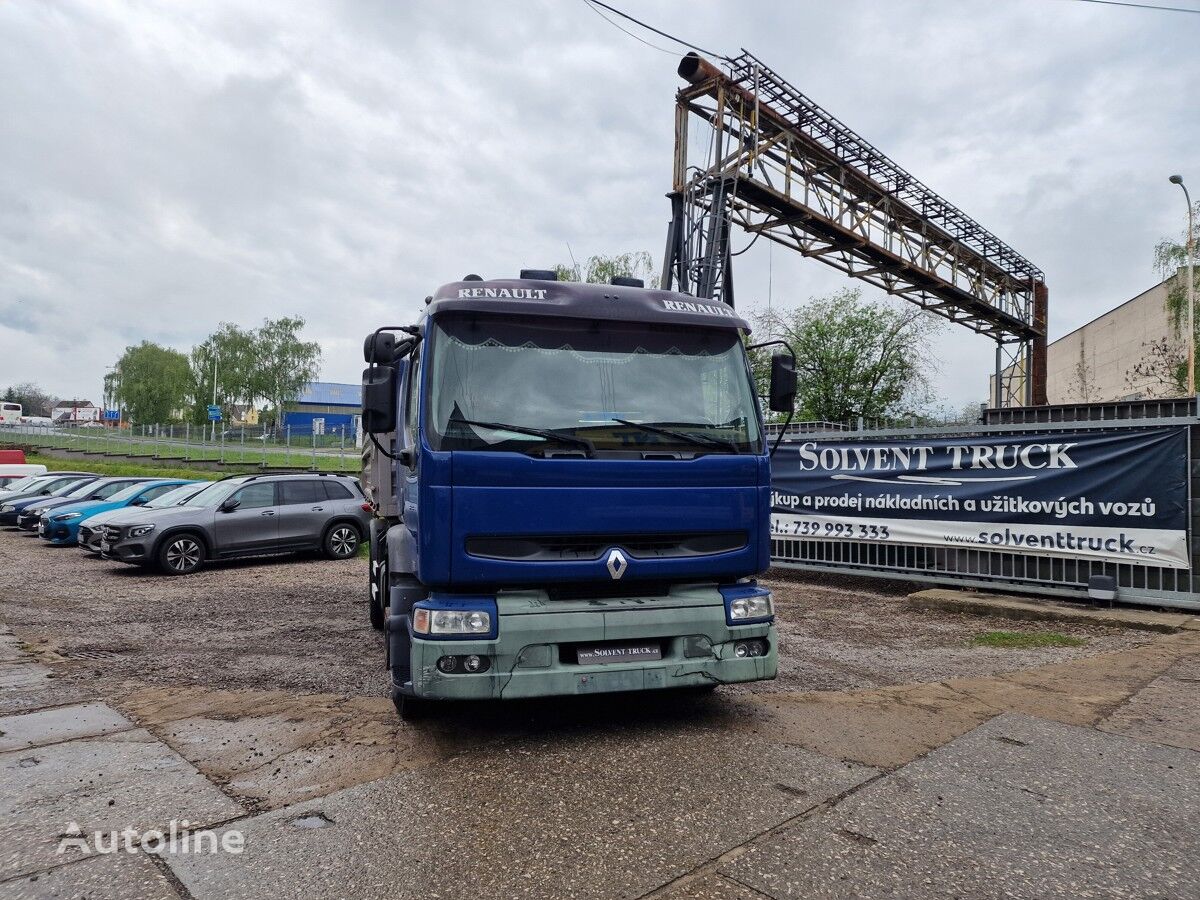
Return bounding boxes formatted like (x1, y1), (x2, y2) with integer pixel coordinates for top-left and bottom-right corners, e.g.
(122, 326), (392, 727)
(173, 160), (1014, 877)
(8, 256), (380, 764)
(1169, 174), (1195, 397)
(210, 349), (220, 442)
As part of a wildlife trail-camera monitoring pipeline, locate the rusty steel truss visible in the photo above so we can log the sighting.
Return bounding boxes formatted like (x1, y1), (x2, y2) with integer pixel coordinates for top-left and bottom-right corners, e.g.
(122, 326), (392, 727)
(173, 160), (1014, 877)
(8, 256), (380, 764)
(660, 51), (1048, 406)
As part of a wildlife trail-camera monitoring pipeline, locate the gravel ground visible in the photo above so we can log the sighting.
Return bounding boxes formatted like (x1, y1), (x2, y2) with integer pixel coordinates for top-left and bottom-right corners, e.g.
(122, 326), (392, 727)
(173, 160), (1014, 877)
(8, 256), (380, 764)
(762, 568), (1156, 692)
(0, 529), (1155, 703)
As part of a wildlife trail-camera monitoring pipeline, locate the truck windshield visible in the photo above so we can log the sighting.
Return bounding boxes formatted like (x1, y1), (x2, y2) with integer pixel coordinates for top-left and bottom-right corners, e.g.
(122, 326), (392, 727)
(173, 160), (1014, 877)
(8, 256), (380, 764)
(428, 313), (761, 454)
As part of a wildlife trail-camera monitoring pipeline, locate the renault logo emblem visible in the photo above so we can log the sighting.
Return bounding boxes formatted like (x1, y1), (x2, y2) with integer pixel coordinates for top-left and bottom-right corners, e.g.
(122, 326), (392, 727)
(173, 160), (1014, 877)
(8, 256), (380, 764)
(606, 549), (627, 580)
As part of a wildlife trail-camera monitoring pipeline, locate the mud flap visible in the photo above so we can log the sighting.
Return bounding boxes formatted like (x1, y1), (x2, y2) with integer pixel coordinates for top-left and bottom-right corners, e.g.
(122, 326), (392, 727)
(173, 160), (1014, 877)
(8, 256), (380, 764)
(386, 612), (412, 689)
(386, 578), (426, 688)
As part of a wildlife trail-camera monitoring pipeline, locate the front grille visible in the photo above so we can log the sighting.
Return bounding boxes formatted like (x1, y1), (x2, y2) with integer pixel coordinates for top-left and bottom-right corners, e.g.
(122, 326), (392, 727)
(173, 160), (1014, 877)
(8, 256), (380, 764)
(465, 531), (747, 562)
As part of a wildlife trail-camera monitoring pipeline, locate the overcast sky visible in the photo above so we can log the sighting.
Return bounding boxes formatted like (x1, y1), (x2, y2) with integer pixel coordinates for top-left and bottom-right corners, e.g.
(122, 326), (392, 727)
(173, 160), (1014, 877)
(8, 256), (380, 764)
(2, 0), (1197, 410)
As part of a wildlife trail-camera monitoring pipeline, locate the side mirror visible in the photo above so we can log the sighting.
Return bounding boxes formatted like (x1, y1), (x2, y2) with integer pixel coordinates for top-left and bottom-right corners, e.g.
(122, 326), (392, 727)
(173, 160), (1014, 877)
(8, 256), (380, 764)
(362, 365), (397, 434)
(364, 332), (397, 364)
(768, 352), (797, 413)
(220, 497), (241, 512)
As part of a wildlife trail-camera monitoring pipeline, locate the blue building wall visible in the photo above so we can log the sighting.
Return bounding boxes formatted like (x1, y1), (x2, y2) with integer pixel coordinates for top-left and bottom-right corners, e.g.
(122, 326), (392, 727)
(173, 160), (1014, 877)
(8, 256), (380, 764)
(282, 410), (357, 435)
(282, 382), (360, 436)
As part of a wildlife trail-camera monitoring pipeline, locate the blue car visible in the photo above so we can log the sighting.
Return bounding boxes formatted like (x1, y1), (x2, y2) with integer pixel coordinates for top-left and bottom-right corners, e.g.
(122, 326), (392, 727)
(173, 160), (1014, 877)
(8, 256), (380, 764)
(38, 479), (198, 545)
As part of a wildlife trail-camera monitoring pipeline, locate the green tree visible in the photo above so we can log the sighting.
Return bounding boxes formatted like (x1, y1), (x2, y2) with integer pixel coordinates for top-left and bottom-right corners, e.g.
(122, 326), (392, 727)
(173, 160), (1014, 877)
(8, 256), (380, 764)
(753, 288), (943, 423)
(2, 382), (57, 417)
(188, 317), (321, 426)
(1152, 202), (1200, 395)
(250, 316), (322, 426)
(190, 323), (257, 424)
(554, 251), (659, 287)
(105, 342), (193, 424)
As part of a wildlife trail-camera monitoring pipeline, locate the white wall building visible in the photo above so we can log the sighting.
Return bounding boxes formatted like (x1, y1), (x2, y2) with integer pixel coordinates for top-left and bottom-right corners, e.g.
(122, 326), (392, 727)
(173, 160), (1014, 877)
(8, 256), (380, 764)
(51, 400), (101, 423)
(992, 275), (1186, 405)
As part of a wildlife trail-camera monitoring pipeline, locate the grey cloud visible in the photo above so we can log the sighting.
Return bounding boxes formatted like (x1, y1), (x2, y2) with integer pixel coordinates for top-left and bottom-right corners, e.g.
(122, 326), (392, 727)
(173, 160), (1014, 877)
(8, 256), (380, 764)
(1, 0), (1196, 408)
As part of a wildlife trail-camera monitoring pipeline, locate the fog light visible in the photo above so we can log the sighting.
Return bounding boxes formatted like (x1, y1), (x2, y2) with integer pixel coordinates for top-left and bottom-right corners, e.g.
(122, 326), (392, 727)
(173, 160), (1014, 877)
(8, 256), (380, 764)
(463, 655), (485, 673)
(436, 655), (458, 674)
(734, 639), (767, 659)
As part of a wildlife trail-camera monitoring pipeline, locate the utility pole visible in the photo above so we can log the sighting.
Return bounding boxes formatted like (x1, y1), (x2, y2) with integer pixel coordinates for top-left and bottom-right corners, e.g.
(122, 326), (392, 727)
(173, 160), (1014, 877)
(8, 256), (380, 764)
(211, 349), (219, 442)
(1169, 175), (1195, 397)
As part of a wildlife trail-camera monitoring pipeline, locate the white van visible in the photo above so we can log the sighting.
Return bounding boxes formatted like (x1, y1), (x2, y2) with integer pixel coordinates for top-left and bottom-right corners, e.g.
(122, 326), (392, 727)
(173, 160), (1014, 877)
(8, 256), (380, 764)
(0, 464), (48, 489)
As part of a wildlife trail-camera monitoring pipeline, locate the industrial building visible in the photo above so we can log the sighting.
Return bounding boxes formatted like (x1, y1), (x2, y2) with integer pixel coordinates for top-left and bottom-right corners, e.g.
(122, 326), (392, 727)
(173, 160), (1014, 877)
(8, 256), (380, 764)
(991, 275), (1185, 405)
(282, 382), (360, 436)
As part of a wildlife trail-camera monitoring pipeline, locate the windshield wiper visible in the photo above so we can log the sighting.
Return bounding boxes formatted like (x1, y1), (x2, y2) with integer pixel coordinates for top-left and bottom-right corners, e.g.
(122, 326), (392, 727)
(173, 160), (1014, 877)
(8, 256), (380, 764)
(448, 415), (595, 457)
(612, 419), (739, 454)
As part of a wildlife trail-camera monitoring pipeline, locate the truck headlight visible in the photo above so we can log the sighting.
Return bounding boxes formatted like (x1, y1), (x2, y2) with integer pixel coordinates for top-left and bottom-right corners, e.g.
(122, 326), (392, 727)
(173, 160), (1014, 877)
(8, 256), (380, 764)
(730, 595), (772, 620)
(128, 524), (156, 538)
(54, 512), (82, 521)
(412, 607), (493, 636)
(722, 586), (774, 624)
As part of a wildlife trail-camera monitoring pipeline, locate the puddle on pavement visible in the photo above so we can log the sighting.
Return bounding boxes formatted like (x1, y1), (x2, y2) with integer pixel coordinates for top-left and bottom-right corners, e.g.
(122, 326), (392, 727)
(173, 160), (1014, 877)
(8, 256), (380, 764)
(291, 812), (334, 829)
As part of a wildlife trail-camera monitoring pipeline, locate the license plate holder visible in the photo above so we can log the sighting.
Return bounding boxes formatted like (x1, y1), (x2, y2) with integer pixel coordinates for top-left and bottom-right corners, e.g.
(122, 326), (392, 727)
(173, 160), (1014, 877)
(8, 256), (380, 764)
(576, 643), (662, 665)
(100, 541), (113, 554)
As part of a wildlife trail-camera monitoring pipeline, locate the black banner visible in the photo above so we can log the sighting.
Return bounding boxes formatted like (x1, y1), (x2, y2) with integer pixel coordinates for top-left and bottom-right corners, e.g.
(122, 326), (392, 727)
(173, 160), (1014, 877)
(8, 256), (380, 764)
(770, 427), (1189, 568)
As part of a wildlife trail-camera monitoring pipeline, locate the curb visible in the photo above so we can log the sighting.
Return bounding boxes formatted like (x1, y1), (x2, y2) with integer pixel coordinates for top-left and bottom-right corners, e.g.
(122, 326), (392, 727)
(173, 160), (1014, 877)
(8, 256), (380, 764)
(905, 589), (1198, 634)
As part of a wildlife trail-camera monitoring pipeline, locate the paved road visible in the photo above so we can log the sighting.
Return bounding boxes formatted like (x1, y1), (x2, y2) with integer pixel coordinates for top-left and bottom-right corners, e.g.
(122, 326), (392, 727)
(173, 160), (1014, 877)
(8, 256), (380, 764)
(1, 524), (1198, 898)
(3, 624), (1199, 898)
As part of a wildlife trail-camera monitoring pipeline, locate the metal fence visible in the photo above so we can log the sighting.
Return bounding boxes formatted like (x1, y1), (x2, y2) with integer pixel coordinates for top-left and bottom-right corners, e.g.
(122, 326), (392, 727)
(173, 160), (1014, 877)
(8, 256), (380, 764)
(0, 422), (361, 472)
(770, 399), (1200, 611)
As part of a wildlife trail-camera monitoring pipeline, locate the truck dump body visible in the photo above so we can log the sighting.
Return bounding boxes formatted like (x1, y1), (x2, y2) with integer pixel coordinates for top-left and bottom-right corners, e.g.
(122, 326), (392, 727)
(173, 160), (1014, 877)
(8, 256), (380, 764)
(364, 276), (784, 713)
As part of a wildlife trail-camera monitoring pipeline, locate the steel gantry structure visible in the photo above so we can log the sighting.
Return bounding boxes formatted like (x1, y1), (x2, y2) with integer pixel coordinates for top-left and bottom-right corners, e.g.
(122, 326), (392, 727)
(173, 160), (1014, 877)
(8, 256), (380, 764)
(660, 51), (1048, 407)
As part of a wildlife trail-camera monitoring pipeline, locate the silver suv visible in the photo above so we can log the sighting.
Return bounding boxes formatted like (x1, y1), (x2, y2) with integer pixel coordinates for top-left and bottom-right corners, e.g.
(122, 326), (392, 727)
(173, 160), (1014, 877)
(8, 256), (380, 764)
(100, 473), (370, 575)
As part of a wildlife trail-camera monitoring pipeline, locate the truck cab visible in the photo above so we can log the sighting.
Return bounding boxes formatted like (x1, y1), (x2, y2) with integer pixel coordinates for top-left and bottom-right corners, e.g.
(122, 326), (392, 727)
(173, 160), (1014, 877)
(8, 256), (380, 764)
(361, 272), (795, 718)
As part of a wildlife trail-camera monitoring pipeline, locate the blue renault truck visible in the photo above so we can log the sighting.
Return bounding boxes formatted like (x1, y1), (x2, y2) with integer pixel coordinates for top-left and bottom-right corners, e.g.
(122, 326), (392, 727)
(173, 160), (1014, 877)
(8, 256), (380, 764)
(361, 271), (796, 718)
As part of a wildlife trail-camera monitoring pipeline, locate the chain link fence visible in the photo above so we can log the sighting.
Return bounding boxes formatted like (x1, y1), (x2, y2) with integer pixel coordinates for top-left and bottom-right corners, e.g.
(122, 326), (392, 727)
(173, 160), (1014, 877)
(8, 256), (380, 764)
(0, 422), (360, 472)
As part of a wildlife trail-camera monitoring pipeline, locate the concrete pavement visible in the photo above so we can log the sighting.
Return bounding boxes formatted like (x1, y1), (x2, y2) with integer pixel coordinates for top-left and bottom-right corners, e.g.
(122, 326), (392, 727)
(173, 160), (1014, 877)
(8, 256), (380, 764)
(1, 621), (1198, 898)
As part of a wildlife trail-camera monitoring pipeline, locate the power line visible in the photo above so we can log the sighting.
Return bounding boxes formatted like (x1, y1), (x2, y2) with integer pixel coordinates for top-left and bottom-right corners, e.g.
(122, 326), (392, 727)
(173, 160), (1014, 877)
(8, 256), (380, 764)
(581, 0), (730, 60)
(578, 0), (678, 55)
(1055, 0), (1200, 13)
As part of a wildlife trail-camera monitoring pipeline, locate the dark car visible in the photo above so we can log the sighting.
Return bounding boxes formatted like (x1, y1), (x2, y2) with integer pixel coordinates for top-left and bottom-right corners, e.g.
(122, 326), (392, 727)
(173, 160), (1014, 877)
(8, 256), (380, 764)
(16, 477), (153, 531)
(0, 472), (94, 505)
(0, 475), (99, 526)
(100, 473), (370, 575)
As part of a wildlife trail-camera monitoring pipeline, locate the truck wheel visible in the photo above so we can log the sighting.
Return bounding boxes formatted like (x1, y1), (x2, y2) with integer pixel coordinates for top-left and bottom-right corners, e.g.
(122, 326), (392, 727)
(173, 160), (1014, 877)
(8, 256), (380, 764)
(368, 522), (387, 630)
(323, 523), (360, 560)
(157, 534), (205, 576)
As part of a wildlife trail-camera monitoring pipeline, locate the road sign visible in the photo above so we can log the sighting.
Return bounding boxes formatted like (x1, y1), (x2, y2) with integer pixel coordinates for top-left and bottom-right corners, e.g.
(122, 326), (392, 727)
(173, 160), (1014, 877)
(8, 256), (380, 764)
(206, 405), (222, 422)
(103, 409), (120, 421)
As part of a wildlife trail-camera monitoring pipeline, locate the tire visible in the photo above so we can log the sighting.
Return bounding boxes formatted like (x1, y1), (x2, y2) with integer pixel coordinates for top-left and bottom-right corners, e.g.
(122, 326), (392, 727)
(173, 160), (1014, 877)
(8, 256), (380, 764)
(157, 533), (206, 576)
(368, 522), (387, 631)
(323, 522), (360, 560)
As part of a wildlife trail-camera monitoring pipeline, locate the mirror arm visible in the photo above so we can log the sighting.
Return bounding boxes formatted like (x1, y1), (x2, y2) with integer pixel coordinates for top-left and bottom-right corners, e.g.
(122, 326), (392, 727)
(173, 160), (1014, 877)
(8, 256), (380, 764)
(746, 338), (796, 363)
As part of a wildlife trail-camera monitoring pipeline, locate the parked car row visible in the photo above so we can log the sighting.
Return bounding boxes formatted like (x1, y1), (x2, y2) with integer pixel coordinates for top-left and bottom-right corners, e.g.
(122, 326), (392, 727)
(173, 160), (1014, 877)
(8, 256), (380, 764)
(0, 471), (371, 575)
